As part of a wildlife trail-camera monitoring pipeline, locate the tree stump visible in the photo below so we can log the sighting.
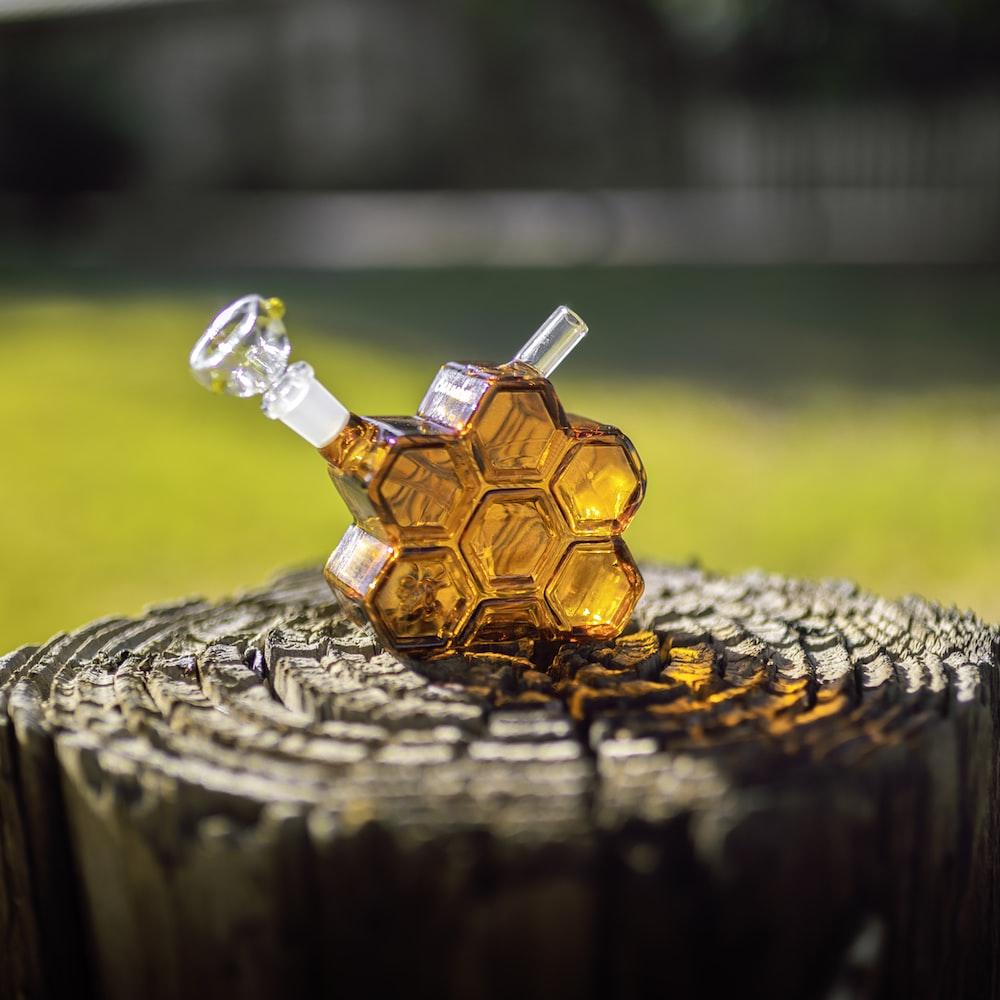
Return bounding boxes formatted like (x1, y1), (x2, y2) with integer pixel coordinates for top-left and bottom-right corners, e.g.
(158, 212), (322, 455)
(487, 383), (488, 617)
(1, 564), (998, 1000)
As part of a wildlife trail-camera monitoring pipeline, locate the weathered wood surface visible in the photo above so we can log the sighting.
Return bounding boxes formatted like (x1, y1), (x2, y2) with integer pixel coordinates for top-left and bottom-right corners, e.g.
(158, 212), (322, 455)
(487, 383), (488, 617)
(1, 564), (998, 1000)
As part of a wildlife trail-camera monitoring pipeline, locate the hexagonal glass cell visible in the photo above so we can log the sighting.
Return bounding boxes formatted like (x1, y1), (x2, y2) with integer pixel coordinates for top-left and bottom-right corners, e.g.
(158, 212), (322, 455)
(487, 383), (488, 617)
(325, 524), (394, 599)
(472, 389), (562, 482)
(418, 363), (494, 430)
(372, 548), (475, 646)
(377, 444), (471, 536)
(332, 586), (370, 630)
(553, 441), (643, 535)
(547, 540), (642, 636)
(329, 469), (381, 531)
(463, 597), (553, 644)
(461, 490), (561, 591)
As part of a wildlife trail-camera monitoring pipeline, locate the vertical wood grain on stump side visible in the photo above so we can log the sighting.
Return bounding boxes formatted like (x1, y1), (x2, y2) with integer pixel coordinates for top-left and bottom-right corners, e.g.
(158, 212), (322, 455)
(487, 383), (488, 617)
(4, 633), (105, 1000)
(307, 819), (598, 1000)
(0, 645), (42, 1000)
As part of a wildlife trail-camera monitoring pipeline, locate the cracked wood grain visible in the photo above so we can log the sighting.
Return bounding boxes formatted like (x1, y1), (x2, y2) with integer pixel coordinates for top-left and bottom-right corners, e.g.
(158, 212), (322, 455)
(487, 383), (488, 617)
(1, 565), (998, 1000)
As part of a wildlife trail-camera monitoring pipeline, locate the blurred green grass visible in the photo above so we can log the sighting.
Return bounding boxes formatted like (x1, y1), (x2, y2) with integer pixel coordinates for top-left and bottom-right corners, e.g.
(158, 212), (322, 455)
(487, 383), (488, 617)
(2, 274), (999, 650)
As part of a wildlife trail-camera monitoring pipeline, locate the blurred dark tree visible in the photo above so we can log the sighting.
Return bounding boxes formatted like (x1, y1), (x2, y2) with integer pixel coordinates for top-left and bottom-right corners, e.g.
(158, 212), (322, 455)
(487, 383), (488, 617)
(0, 0), (997, 195)
(0, 23), (137, 196)
(643, 0), (1000, 96)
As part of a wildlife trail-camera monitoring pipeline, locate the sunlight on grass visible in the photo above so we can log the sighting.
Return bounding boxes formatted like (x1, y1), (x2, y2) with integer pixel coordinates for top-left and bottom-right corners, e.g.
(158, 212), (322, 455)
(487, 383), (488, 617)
(2, 295), (998, 650)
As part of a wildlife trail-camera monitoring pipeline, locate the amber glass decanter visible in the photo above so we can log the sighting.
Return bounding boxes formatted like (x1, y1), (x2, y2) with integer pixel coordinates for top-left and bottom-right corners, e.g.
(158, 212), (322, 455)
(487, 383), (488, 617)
(190, 296), (646, 655)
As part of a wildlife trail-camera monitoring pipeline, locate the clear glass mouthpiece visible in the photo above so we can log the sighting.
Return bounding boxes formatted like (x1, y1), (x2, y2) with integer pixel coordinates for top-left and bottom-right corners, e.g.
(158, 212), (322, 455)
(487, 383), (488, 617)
(513, 305), (588, 377)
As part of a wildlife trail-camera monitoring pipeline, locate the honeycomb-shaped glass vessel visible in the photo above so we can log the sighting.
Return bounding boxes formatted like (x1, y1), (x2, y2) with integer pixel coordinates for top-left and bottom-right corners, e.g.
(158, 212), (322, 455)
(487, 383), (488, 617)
(322, 358), (646, 654)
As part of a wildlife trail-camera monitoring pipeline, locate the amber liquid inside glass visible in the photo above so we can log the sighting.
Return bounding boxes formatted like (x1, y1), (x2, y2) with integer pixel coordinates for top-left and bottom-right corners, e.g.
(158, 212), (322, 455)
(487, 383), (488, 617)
(320, 363), (645, 654)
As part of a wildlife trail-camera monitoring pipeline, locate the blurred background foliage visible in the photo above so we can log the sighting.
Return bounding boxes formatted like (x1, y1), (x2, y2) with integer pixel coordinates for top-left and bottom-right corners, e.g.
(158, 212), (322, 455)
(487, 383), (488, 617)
(0, 0), (998, 647)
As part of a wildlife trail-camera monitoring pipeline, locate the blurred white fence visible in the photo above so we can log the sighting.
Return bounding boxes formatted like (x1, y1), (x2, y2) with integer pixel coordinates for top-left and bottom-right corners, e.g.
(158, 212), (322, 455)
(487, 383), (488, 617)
(3, 186), (993, 266)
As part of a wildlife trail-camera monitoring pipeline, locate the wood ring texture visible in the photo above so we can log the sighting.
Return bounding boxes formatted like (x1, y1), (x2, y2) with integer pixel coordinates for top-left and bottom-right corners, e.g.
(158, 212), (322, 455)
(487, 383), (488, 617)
(1, 564), (998, 1000)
